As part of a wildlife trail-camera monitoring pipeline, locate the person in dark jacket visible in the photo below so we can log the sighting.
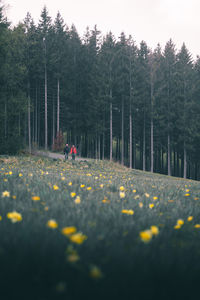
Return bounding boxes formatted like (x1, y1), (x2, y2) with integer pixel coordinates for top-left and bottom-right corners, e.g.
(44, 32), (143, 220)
(64, 144), (70, 160)
(70, 145), (77, 160)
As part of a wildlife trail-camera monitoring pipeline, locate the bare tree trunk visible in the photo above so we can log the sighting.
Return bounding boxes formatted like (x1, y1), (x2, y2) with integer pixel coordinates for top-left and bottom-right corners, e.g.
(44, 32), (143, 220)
(121, 97), (124, 165)
(167, 133), (171, 176)
(129, 107), (132, 169)
(35, 87), (38, 144)
(18, 113), (20, 136)
(102, 132), (105, 160)
(52, 96), (55, 147)
(44, 38), (48, 150)
(143, 113), (146, 171)
(28, 84), (31, 153)
(5, 101), (7, 138)
(110, 90), (112, 161)
(150, 78), (154, 172)
(57, 78), (60, 134)
(183, 143), (187, 179)
(98, 134), (101, 160)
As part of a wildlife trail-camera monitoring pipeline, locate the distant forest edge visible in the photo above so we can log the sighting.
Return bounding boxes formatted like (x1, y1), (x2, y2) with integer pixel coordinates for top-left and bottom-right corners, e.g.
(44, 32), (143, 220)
(0, 2), (200, 180)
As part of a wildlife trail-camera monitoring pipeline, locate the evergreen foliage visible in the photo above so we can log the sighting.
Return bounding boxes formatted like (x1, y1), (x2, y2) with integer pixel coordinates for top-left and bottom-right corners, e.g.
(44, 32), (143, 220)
(0, 3), (200, 179)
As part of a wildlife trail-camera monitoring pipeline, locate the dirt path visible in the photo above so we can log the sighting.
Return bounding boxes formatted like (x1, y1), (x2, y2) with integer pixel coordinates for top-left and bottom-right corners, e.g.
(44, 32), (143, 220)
(32, 150), (90, 161)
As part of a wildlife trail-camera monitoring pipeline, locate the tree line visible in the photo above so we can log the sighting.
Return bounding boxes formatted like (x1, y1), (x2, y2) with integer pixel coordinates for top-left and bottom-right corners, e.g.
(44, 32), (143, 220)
(1, 2), (200, 180)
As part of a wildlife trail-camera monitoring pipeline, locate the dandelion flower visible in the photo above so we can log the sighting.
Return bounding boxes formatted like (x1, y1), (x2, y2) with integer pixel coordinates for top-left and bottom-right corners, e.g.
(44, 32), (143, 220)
(69, 232), (87, 244)
(139, 202), (143, 208)
(177, 219), (184, 226)
(62, 226), (77, 236)
(80, 184), (85, 188)
(0, 216), (2, 221)
(31, 196), (40, 201)
(53, 185), (59, 190)
(174, 224), (181, 229)
(7, 211), (22, 223)
(68, 182), (72, 186)
(87, 187), (92, 191)
(12, 195), (16, 199)
(145, 193), (150, 198)
(9, 171), (12, 175)
(194, 224), (200, 228)
(121, 209), (134, 215)
(74, 196), (81, 204)
(185, 193), (190, 196)
(67, 254), (80, 263)
(100, 184), (104, 188)
(119, 186), (125, 191)
(153, 196), (158, 201)
(187, 216), (193, 222)
(46, 219), (58, 229)
(90, 266), (102, 279)
(119, 191), (125, 199)
(2, 191), (10, 197)
(132, 189), (136, 193)
(70, 192), (76, 198)
(150, 226), (159, 236)
(194, 197), (199, 200)
(140, 230), (152, 243)
(149, 203), (154, 209)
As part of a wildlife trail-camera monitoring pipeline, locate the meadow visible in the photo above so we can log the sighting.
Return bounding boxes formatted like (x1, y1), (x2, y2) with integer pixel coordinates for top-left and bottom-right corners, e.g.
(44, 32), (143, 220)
(0, 155), (200, 300)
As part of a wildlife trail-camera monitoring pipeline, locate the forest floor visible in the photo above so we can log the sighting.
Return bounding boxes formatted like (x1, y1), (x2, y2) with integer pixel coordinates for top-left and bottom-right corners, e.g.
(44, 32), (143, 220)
(0, 154), (200, 300)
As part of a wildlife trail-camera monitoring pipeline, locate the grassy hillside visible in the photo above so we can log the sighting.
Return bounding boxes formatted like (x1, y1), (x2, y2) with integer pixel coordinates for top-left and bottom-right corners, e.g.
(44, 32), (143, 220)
(0, 155), (200, 300)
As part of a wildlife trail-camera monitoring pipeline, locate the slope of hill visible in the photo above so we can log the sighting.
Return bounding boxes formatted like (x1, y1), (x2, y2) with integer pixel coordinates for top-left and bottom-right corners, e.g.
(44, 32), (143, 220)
(0, 155), (200, 299)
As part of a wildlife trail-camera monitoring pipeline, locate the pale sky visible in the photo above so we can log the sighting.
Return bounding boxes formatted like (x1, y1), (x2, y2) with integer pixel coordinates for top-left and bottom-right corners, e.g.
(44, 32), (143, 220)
(4, 0), (200, 59)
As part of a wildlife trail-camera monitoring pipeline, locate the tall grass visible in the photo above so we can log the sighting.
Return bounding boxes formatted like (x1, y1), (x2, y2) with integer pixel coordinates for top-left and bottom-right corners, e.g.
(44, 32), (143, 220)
(0, 155), (200, 300)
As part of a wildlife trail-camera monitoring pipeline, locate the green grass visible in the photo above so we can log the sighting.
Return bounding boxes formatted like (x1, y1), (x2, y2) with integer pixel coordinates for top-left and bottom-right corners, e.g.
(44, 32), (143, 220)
(0, 155), (200, 300)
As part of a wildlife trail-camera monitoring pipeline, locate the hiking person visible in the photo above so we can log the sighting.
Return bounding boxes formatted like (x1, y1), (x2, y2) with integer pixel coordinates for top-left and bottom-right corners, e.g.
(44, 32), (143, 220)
(64, 144), (70, 160)
(70, 145), (77, 160)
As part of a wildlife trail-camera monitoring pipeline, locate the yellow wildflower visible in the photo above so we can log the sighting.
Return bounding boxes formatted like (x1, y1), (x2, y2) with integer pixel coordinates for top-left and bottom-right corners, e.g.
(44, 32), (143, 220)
(100, 184), (104, 188)
(0, 216), (2, 221)
(177, 219), (184, 226)
(153, 196), (158, 201)
(80, 184), (85, 188)
(7, 211), (22, 223)
(119, 186), (125, 191)
(194, 224), (200, 228)
(149, 203), (154, 209)
(74, 196), (81, 204)
(174, 224), (181, 229)
(31, 196), (40, 201)
(145, 193), (150, 198)
(90, 266), (102, 279)
(19, 173), (23, 177)
(3, 179), (8, 182)
(87, 187), (92, 191)
(53, 185), (59, 190)
(121, 209), (134, 215)
(119, 191), (125, 199)
(46, 219), (58, 229)
(150, 226), (159, 236)
(185, 193), (190, 196)
(61, 177), (65, 180)
(194, 197), (199, 200)
(44, 206), (49, 211)
(69, 232), (87, 244)
(70, 192), (76, 198)
(28, 173), (33, 177)
(187, 216), (193, 222)
(140, 230), (152, 243)
(2, 191), (10, 197)
(62, 226), (77, 236)
(139, 202), (143, 208)
(68, 182), (72, 186)
(9, 171), (12, 175)
(67, 254), (80, 263)
(12, 195), (16, 199)
(186, 189), (190, 192)
(86, 173), (92, 176)
(132, 189), (136, 193)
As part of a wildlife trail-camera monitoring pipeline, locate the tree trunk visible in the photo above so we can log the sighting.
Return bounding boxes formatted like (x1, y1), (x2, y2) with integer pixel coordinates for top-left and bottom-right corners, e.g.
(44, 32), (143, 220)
(121, 97), (124, 165)
(28, 85), (31, 154)
(57, 78), (60, 135)
(35, 87), (38, 144)
(167, 133), (171, 176)
(52, 96), (55, 147)
(183, 143), (187, 179)
(5, 101), (7, 138)
(44, 39), (48, 150)
(110, 90), (112, 161)
(143, 112), (146, 171)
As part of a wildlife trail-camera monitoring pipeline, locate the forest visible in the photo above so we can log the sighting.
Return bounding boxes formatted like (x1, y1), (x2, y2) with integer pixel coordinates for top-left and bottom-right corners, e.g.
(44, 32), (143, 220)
(0, 2), (200, 180)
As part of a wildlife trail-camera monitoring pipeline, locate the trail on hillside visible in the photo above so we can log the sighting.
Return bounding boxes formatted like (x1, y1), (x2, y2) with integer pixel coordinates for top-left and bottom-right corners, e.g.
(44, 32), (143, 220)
(32, 150), (91, 161)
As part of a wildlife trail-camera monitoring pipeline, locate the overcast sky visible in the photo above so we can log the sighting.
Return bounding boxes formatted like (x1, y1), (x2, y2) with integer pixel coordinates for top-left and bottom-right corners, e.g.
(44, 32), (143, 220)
(4, 0), (200, 59)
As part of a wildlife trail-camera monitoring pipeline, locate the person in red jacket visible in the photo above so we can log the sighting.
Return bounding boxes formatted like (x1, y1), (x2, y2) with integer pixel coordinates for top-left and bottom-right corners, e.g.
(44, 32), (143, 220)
(70, 145), (77, 160)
